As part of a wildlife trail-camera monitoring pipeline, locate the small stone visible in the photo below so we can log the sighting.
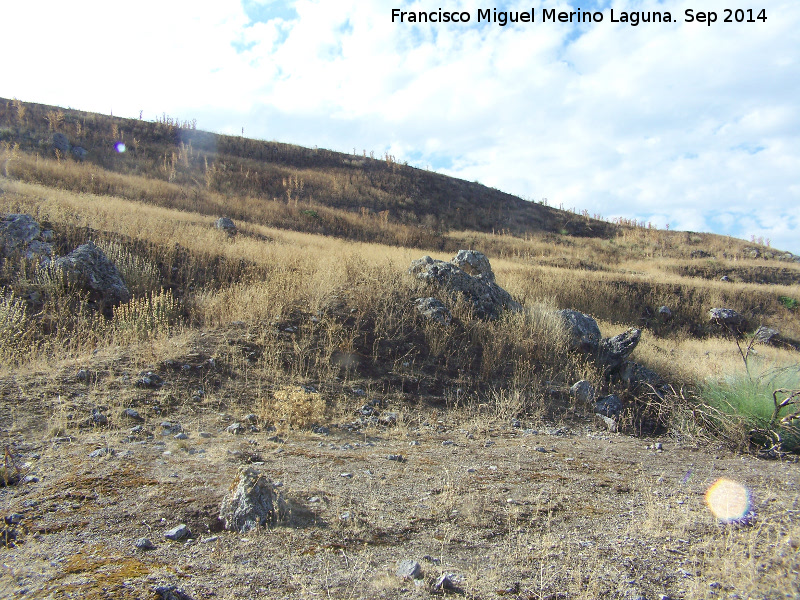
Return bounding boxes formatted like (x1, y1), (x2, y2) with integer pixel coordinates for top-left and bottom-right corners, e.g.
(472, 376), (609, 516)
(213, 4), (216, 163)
(135, 537), (155, 550)
(76, 369), (91, 381)
(396, 559), (423, 580)
(174, 433), (189, 440)
(340, 472), (353, 478)
(244, 414), (258, 424)
(409, 440), (420, 446)
(201, 536), (219, 544)
(339, 511), (351, 521)
(226, 422), (245, 435)
(654, 442), (663, 451)
(90, 409), (108, 426)
(88, 447), (113, 458)
(120, 408), (144, 422)
(308, 496), (321, 503)
(432, 573), (459, 592)
(4, 513), (23, 525)
(441, 440), (454, 446)
(198, 432), (213, 438)
(511, 418), (521, 428)
(312, 425), (330, 435)
(164, 524), (191, 541)
(387, 454), (404, 462)
(136, 372), (163, 388)
(161, 421), (182, 434)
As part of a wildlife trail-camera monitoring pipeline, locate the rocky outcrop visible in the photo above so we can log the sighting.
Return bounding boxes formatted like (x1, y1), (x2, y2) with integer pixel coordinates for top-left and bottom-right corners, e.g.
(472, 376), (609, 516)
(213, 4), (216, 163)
(557, 309), (641, 374)
(219, 467), (287, 532)
(54, 241), (131, 308)
(0, 214), (54, 262)
(409, 250), (521, 320)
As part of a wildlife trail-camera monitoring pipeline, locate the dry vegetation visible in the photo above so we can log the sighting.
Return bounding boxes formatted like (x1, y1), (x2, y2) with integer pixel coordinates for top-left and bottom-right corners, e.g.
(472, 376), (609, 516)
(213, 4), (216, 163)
(1, 98), (799, 599)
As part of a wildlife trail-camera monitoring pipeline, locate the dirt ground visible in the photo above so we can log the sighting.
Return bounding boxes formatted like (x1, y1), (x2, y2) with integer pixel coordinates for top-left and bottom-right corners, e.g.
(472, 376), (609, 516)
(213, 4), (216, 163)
(1, 337), (799, 600)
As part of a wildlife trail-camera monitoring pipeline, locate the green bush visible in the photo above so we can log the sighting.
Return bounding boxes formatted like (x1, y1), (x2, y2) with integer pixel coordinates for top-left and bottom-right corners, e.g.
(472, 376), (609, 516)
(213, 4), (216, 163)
(700, 366), (800, 452)
(778, 295), (798, 310)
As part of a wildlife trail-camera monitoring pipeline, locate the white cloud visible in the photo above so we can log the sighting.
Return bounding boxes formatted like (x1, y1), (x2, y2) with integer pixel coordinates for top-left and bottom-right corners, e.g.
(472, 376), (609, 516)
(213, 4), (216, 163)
(2, 0), (799, 252)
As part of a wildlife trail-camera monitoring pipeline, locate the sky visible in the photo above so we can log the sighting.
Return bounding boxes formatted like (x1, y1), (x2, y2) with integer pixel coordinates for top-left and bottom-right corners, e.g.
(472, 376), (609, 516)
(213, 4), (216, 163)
(3, 0), (799, 253)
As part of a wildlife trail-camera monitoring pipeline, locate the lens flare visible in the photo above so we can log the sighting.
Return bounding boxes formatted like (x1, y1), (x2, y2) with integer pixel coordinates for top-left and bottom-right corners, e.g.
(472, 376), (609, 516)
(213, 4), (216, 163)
(115, 142), (126, 153)
(705, 478), (751, 523)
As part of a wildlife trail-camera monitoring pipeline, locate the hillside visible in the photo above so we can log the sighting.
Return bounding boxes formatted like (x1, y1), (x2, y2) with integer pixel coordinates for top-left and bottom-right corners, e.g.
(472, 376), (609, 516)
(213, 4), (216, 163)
(1, 98), (799, 599)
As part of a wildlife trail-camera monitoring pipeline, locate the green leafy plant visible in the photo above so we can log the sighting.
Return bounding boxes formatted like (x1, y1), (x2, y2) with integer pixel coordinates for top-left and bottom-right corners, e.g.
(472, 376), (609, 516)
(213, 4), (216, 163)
(778, 296), (798, 310)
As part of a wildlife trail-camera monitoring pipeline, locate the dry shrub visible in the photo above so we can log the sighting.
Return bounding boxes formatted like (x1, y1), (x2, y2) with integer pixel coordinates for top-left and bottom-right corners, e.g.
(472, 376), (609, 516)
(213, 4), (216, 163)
(268, 385), (326, 429)
(111, 289), (180, 341)
(0, 290), (35, 363)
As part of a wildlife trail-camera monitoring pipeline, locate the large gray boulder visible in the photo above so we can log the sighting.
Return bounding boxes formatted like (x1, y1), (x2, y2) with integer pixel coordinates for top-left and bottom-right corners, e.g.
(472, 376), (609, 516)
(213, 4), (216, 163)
(556, 310), (641, 374)
(54, 241), (131, 307)
(557, 309), (602, 353)
(219, 467), (287, 532)
(408, 251), (521, 320)
(0, 214), (53, 262)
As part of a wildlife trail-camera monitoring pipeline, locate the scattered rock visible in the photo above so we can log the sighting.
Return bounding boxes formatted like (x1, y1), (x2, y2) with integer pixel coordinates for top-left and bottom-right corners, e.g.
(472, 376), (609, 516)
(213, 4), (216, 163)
(598, 328), (641, 372)
(4, 513), (22, 525)
(409, 251), (521, 320)
(690, 249), (713, 259)
(226, 422), (245, 435)
(396, 559), (423, 580)
(595, 394), (623, 418)
(570, 380), (597, 403)
(753, 325), (780, 346)
(89, 408), (108, 427)
(120, 408), (144, 422)
(219, 467), (287, 532)
(432, 573), (463, 593)
(414, 297), (452, 325)
(558, 310), (641, 373)
(387, 454), (405, 462)
(136, 372), (163, 388)
(135, 537), (155, 551)
(557, 310), (602, 353)
(154, 585), (194, 600)
(0, 214), (54, 262)
(709, 308), (747, 332)
(720, 275), (731, 282)
(88, 447), (113, 458)
(214, 217), (237, 235)
(164, 524), (191, 541)
(658, 306), (672, 319)
(174, 432), (189, 440)
(53, 241), (131, 309)
(161, 421), (182, 434)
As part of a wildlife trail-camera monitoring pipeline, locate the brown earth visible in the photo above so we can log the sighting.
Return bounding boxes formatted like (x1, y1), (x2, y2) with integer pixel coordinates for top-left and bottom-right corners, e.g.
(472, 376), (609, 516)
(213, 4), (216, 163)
(1, 335), (799, 600)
